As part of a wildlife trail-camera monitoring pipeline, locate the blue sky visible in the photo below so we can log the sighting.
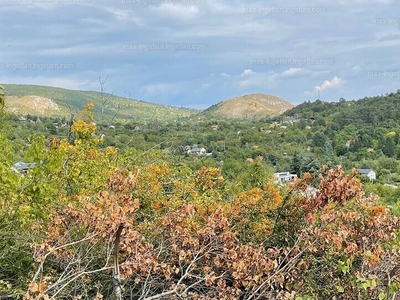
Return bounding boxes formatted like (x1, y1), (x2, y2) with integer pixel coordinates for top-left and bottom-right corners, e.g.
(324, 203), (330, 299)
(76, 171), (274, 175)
(0, 0), (399, 109)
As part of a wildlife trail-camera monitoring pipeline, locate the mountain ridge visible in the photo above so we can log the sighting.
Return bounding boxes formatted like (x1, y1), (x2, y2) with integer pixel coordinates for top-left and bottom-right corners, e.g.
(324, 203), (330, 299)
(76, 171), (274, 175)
(2, 84), (198, 123)
(202, 93), (295, 119)
(1, 84), (295, 122)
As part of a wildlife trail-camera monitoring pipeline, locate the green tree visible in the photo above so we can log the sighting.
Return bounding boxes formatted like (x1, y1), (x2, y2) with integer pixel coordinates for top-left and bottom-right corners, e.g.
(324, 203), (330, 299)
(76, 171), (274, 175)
(238, 159), (270, 189)
(381, 136), (396, 157)
(312, 132), (326, 147)
(291, 152), (321, 181)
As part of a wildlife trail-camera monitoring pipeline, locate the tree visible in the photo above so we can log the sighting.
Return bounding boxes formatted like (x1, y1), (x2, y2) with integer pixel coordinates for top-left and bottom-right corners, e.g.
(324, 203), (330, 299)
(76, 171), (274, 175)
(2, 96), (400, 299)
(238, 159), (270, 189)
(291, 167), (400, 299)
(24, 163), (400, 299)
(314, 117), (326, 127)
(0, 85), (5, 110)
(382, 136), (396, 157)
(312, 132), (326, 147)
(291, 152), (321, 181)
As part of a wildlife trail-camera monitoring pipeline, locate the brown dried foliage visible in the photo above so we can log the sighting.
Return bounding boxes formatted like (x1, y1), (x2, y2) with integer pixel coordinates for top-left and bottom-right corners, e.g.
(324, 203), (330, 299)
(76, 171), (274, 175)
(26, 166), (400, 299)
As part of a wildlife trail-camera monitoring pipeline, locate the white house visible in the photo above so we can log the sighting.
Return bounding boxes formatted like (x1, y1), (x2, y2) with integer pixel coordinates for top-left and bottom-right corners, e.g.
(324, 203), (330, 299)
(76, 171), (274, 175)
(188, 147), (206, 155)
(12, 161), (36, 174)
(358, 169), (376, 181)
(274, 172), (298, 184)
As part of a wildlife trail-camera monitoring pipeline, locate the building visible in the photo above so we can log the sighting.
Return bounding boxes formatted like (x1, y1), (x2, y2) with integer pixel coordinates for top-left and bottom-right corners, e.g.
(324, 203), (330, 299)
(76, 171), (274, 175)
(12, 161), (36, 174)
(274, 172), (298, 184)
(346, 140), (355, 148)
(211, 125), (219, 130)
(358, 169), (376, 182)
(188, 147), (206, 155)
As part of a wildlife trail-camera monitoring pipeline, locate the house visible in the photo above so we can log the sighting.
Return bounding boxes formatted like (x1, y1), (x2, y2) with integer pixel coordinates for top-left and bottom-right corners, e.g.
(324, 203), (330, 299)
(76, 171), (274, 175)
(346, 140), (355, 148)
(284, 116), (299, 124)
(188, 147), (206, 155)
(274, 172), (298, 184)
(12, 161), (36, 174)
(358, 169), (376, 181)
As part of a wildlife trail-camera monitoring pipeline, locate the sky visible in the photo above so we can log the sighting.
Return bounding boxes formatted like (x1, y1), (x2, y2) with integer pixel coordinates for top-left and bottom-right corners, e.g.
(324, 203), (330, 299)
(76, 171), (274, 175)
(0, 0), (399, 109)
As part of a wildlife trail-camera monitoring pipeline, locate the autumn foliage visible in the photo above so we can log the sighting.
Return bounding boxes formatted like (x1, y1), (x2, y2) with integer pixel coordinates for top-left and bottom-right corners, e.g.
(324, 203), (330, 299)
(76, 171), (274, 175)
(2, 104), (399, 299)
(23, 160), (400, 299)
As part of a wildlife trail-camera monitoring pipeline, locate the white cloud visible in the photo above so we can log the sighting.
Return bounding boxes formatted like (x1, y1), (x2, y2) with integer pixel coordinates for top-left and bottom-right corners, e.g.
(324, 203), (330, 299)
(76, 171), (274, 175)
(237, 67), (312, 88)
(140, 83), (178, 95)
(194, 83), (211, 94)
(204, 2), (239, 14)
(237, 69), (277, 87)
(173, 19), (283, 38)
(313, 76), (345, 92)
(150, 4), (200, 21)
(0, 76), (91, 90)
(104, 7), (130, 19)
(240, 69), (255, 76)
(40, 44), (119, 56)
(339, 0), (393, 3)
(281, 68), (310, 77)
(1, 0), (399, 106)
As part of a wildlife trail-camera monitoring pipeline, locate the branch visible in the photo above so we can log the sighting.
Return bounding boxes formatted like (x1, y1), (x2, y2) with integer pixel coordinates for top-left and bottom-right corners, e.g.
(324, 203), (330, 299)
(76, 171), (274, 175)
(113, 223), (124, 299)
(250, 237), (314, 300)
(32, 232), (100, 282)
(142, 248), (206, 300)
(48, 265), (114, 298)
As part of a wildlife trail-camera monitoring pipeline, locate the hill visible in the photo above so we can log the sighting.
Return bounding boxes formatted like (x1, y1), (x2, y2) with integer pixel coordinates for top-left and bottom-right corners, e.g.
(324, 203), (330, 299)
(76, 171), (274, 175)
(202, 93), (294, 119)
(2, 84), (198, 123)
(282, 91), (400, 128)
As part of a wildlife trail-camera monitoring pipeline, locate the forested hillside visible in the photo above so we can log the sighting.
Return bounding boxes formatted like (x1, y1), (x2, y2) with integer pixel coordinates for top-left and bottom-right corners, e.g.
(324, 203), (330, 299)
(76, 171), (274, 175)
(8, 90), (400, 184)
(3, 84), (197, 122)
(1, 92), (400, 299)
(284, 90), (400, 129)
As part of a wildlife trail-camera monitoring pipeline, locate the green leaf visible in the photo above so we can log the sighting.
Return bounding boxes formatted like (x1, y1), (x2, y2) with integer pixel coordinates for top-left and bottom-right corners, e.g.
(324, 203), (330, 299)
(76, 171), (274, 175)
(378, 292), (386, 300)
(361, 282), (369, 290)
